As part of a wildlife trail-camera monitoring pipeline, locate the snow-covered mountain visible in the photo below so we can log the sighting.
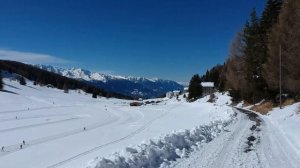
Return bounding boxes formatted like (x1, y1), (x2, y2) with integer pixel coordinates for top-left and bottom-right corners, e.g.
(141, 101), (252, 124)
(36, 65), (183, 98)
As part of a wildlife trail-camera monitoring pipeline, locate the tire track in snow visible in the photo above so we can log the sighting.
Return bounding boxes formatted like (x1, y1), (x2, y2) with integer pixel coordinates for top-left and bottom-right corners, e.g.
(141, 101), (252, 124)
(173, 107), (300, 168)
(258, 117), (300, 168)
(211, 110), (257, 168)
(171, 108), (261, 168)
(46, 103), (182, 168)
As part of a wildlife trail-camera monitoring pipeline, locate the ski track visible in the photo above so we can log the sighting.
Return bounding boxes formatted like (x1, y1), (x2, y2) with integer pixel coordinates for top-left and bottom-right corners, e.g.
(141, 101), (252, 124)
(46, 103), (181, 168)
(0, 113), (72, 122)
(0, 105), (78, 115)
(0, 108), (117, 158)
(172, 108), (300, 168)
(0, 117), (82, 133)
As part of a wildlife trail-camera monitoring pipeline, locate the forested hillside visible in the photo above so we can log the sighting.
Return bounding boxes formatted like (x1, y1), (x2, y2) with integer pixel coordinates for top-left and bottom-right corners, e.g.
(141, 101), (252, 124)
(191, 0), (299, 103)
(0, 60), (132, 99)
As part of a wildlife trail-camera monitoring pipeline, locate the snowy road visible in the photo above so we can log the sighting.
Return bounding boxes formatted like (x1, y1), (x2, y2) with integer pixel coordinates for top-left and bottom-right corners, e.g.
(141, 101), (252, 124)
(171, 108), (300, 168)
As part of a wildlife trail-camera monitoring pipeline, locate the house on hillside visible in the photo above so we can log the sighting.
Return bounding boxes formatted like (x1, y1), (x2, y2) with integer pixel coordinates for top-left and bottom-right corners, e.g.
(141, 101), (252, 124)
(201, 82), (215, 96)
(183, 87), (188, 93)
(166, 91), (174, 99)
(173, 90), (180, 97)
(166, 90), (181, 99)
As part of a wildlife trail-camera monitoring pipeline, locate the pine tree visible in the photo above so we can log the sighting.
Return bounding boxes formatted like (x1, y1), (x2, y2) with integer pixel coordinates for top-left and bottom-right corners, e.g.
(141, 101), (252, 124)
(188, 74), (203, 101)
(19, 77), (26, 85)
(265, 0), (300, 95)
(260, 0), (283, 60)
(224, 2), (283, 102)
(261, 0), (282, 33)
(260, 0), (283, 84)
(92, 89), (98, 98)
(0, 72), (3, 90)
(63, 83), (69, 93)
(242, 9), (268, 102)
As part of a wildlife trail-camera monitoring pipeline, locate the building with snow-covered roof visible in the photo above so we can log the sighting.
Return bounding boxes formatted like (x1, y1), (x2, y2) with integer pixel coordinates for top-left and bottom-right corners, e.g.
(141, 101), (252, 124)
(166, 90), (181, 99)
(183, 87), (188, 93)
(201, 82), (215, 96)
(166, 91), (174, 99)
(173, 90), (181, 96)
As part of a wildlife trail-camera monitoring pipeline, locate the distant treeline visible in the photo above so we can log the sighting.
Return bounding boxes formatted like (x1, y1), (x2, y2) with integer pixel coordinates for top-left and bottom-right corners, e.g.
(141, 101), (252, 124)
(190, 0), (300, 103)
(0, 60), (132, 100)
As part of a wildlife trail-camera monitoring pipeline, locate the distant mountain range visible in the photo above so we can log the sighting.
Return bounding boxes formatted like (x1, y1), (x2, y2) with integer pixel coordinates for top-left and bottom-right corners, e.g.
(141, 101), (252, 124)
(36, 65), (183, 99)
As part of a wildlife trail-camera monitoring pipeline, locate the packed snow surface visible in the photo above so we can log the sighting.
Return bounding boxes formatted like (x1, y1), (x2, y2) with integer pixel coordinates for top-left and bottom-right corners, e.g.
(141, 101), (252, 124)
(0, 79), (234, 168)
(169, 104), (300, 168)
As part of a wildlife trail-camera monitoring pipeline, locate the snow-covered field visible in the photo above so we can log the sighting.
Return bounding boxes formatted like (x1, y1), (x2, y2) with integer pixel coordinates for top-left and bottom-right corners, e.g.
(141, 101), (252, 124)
(0, 79), (234, 168)
(2, 77), (299, 168)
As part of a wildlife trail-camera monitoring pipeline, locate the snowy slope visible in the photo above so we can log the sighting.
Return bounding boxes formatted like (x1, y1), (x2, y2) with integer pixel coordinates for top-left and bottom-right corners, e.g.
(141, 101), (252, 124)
(36, 65), (183, 98)
(0, 78), (234, 168)
(2, 75), (299, 168)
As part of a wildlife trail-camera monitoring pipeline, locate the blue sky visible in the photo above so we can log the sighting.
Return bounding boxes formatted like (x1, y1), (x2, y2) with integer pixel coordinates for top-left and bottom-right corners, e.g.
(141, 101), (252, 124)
(0, 0), (265, 82)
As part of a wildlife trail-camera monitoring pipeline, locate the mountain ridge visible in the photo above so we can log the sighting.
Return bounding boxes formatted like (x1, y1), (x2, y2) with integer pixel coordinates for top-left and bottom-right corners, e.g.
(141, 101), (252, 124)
(36, 65), (183, 99)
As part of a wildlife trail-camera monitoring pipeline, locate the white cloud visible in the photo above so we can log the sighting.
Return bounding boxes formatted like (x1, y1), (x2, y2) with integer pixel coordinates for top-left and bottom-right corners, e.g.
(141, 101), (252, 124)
(0, 49), (71, 64)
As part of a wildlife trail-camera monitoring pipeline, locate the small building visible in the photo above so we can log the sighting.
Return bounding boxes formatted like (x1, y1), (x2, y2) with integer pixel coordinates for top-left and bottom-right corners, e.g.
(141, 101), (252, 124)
(201, 82), (215, 96)
(166, 90), (181, 99)
(173, 90), (181, 97)
(183, 87), (188, 93)
(166, 91), (174, 99)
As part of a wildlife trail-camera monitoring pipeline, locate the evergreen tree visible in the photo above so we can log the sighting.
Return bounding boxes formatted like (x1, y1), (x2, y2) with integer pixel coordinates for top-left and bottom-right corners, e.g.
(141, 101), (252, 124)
(188, 74), (203, 101)
(261, 0), (283, 33)
(63, 83), (69, 93)
(92, 92), (97, 98)
(19, 77), (26, 85)
(224, 1), (282, 102)
(92, 88), (98, 98)
(242, 9), (268, 102)
(201, 64), (225, 91)
(0, 72), (3, 90)
(265, 0), (300, 95)
(260, 0), (282, 62)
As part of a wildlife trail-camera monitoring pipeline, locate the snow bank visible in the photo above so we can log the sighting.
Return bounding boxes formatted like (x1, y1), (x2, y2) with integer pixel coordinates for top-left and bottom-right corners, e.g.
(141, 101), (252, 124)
(266, 103), (300, 155)
(213, 92), (232, 106)
(195, 92), (232, 106)
(86, 118), (235, 168)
